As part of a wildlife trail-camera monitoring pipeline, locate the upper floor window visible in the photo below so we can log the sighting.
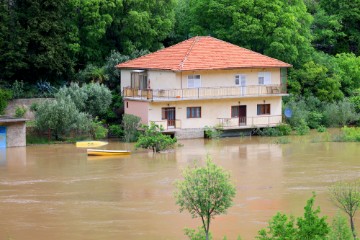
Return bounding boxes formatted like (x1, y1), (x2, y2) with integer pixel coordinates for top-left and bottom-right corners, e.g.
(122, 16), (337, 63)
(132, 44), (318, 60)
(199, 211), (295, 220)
(188, 75), (201, 88)
(257, 104), (271, 115)
(235, 75), (246, 86)
(258, 72), (271, 85)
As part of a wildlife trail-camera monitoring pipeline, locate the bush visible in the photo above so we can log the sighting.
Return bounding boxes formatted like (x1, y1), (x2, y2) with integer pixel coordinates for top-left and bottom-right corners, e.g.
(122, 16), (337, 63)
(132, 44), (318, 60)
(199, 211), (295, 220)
(108, 124), (124, 138)
(14, 106), (27, 118)
(294, 119), (310, 135)
(256, 124), (292, 137)
(339, 126), (360, 142)
(317, 125), (327, 132)
(135, 123), (177, 152)
(184, 227), (212, 240)
(0, 89), (12, 114)
(322, 99), (359, 127)
(204, 125), (222, 138)
(308, 111), (323, 129)
(122, 114), (141, 142)
(327, 212), (353, 240)
(90, 118), (108, 140)
(11, 80), (25, 99)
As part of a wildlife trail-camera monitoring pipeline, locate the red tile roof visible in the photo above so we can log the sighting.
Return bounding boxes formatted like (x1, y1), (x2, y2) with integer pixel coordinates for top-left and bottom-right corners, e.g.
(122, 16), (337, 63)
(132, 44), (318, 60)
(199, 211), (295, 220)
(116, 36), (292, 71)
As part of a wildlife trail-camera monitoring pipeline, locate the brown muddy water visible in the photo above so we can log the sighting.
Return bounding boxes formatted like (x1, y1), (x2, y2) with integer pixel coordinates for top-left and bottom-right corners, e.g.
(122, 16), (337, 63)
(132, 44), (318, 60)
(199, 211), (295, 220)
(1, 134), (360, 240)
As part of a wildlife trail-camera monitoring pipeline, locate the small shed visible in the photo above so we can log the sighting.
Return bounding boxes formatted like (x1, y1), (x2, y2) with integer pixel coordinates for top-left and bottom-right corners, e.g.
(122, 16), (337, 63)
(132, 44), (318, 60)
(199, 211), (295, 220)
(0, 116), (28, 147)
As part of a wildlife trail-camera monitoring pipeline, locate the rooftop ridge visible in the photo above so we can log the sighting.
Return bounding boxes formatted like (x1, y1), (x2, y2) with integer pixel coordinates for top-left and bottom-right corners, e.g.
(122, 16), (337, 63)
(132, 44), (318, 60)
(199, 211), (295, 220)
(179, 36), (199, 70)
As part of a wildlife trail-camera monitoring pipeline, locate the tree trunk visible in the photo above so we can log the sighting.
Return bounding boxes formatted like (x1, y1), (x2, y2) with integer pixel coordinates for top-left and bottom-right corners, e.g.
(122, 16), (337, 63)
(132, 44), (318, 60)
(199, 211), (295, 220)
(350, 216), (356, 240)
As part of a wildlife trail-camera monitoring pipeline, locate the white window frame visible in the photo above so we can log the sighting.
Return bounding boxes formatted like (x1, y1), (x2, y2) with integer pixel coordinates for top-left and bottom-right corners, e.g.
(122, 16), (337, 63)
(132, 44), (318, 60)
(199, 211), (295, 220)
(187, 75), (201, 88)
(258, 72), (271, 85)
(235, 74), (246, 86)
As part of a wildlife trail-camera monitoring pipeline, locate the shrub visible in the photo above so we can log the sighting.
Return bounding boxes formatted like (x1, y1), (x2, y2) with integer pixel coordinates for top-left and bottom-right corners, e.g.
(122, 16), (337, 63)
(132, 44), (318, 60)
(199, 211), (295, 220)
(90, 118), (108, 140)
(11, 80), (25, 99)
(277, 123), (292, 136)
(317, 125), (327, 132)
(122, 114), (141, 142)
(327, 212), (353, 240)
(0, 89), (12, 114)
(184, 226), (212, 240)
(323, 99), (359, 127)
(136, 123), (177, 152)
(108, 124), (124, 138)
(308, 111), (323, 129)
(339, 126), (360, 142)
(204, 125), (222, 138)
(14, 106), (27, 118)
(294, 119), (310, 135)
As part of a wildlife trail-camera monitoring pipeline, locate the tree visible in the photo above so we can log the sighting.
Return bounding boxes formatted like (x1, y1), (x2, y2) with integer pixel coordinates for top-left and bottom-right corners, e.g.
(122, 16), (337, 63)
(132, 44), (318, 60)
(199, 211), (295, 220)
(328, 212), (353, 240)
(34, 96), (91, 140)
(0, 88), (12, 114)
(329, 181), (360, 239)
(135, 122), (177, 152)
(174, 157), (236, 240)
(121, 113), (141, 142)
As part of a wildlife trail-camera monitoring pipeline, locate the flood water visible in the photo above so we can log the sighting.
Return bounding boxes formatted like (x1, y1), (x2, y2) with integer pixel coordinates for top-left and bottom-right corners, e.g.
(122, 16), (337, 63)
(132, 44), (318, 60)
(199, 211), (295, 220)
(1, 133), (360, 239)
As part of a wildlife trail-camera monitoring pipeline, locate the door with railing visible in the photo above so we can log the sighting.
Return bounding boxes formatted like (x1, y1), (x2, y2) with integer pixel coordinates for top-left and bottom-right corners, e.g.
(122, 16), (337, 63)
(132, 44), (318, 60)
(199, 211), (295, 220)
(162, 107), (176, 128)
(231, 105), (247, 126)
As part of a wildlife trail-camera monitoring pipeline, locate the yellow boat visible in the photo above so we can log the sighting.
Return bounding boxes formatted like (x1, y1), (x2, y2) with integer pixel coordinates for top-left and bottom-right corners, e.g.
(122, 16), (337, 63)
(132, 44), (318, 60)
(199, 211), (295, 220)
(76, 141), (108, 148)
(87, 149), (131, 156)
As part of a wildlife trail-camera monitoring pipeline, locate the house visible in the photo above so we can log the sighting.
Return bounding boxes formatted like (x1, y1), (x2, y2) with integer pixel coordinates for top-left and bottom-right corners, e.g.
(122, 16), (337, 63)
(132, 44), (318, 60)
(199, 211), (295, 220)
(0, 116), (27, 147)
(116, 36), (292, 139)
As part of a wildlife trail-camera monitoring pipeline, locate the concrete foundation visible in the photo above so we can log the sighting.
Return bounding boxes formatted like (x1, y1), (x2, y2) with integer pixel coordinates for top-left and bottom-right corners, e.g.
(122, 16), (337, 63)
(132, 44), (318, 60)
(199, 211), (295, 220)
(174, 128), (204, 139)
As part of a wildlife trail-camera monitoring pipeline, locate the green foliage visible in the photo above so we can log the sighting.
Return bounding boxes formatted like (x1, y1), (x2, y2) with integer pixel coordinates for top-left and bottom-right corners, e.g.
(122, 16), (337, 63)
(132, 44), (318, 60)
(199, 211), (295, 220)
(77, 64), (107, 84)
(274, 137), (291, 144)
(317, 125), (327, 133)
(322, 99), (359, 127)
(308, 111), (323, 129)
(257, 193), (330, 240)
(90, 118), (108, 140)
(257, 124), (292, 137)
(135, 122), (177, 152)
(294, 119), (310, 136)
(108, 124), (123, 138)
(34, 97), (91, 140)
(11, 80), (25, 99)
(327, 212), (353, 240)
(56, 82), (112, 117)
(329, 181), (360, 239)
(0, 88), (12, 114)
(338, 127), (360, 142)
(174, 156), (236, 240)
(121, 114), (141, 142)
(204, 126), (222, 139)
(184, 226), (212, 240)
(257, 212), (297, 240)
(14, 106), (27, 118)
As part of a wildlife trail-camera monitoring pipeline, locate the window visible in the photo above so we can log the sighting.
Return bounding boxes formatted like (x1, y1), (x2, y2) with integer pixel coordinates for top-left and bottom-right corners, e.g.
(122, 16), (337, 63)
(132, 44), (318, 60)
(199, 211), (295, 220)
(188, 75), (201, 88)
(258, 72), (271, 85)
(231, 106), (239, 118)
(235, 75), (246, 85)
(257, 104), (271, 115)
(187, 107), (201, 118)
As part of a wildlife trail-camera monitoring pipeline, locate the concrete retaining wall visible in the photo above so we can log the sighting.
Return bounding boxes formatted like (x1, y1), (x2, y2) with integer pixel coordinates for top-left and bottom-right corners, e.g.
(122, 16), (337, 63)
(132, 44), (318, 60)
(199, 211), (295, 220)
(6, 123), (26, 147)
(175, 128), (204, 139)
(5, 98), (47, 120)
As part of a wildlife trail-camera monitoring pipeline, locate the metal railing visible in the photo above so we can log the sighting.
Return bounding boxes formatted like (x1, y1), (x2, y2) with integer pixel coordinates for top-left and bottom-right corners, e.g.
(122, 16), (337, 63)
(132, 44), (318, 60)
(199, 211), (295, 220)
(218, 115), (282, 128)
(123, 84), (286, 100)
(151, 119), (181, 130)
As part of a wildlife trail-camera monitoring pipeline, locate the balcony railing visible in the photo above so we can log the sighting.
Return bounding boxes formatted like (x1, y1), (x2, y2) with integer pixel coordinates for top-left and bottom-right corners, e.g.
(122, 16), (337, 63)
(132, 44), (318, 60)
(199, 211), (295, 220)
(123, 84), (287, 100)
(152, 119), (181, 130)
(218, 115), (282, 128)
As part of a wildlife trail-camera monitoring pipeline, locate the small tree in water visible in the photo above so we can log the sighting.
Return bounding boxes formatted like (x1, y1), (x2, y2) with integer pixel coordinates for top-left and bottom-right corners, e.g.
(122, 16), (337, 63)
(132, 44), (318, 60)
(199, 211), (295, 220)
(174, 157), (236, 240)
(135, 122), (177, 152)
(329, 181), (360, 239)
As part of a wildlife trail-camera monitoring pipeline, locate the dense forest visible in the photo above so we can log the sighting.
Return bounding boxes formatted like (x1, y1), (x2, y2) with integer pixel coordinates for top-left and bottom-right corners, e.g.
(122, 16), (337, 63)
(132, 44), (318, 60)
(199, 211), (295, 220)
(1, 0), (360, 104)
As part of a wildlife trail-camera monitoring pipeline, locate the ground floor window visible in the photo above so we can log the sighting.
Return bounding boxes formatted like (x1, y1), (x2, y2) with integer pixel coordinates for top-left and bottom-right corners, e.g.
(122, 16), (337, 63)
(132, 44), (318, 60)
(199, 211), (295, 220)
(187, 107), (201, 118)
(257, 104), (270, 115)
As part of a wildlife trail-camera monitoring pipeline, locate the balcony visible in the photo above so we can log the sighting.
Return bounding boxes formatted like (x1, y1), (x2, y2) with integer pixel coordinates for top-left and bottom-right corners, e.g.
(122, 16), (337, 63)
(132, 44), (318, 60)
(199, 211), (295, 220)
(218, 115), (282, 129)
(123, 84), (287, 101)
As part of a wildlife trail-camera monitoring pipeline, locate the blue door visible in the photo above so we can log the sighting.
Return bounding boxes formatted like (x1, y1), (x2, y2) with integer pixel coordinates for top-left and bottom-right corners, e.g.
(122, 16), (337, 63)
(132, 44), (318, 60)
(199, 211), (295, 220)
(0, 126), (6, 148)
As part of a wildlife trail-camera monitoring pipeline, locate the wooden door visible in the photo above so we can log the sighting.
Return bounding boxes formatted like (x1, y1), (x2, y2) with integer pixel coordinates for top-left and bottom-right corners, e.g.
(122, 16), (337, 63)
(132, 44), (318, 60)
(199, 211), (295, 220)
(162, 107), (176, 128)
(231, 105), (247, 126)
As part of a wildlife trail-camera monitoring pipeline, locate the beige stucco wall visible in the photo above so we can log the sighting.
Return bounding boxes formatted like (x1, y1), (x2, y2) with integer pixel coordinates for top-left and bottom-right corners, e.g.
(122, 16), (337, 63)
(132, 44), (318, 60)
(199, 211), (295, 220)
(0, 122), (26, 147)
(147, 96), (282, 129)
(120, 68), (281, 93)
(5, 98), (46, 120)
(124, 100), (149, 124)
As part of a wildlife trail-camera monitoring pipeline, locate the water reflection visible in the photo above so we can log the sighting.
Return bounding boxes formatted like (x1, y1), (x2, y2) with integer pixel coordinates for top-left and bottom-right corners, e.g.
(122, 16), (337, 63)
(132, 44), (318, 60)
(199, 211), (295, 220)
(0, 138), (360, 239)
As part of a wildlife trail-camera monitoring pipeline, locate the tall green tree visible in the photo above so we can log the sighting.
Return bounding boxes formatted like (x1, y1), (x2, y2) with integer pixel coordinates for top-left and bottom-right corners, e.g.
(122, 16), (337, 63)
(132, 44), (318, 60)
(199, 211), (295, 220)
(174, 157), (236, 240)
(13, 0), (75, 82)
